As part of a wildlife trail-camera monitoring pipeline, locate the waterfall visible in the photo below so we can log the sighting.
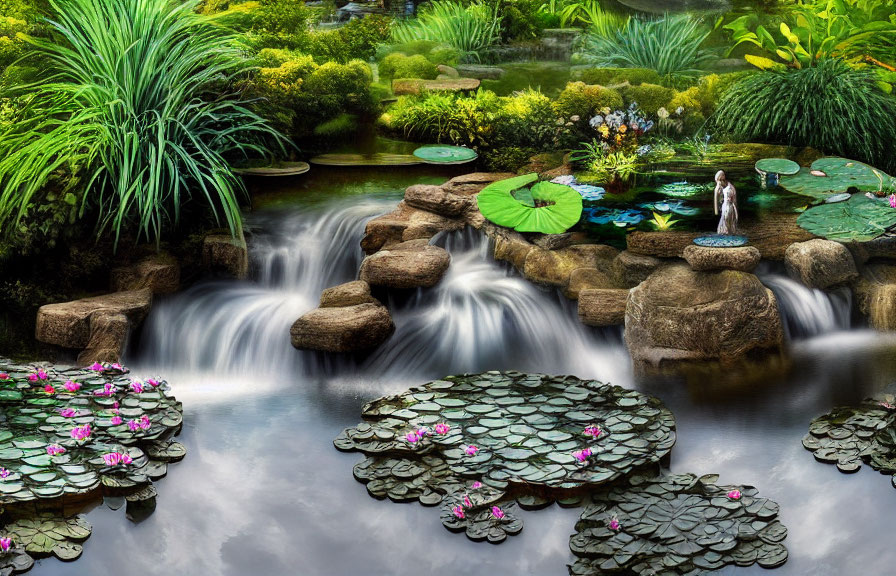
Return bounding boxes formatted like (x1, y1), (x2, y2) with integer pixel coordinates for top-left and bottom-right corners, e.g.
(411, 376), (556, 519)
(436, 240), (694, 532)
(137, 202), (630, 386)
(758, 271), (853, 341)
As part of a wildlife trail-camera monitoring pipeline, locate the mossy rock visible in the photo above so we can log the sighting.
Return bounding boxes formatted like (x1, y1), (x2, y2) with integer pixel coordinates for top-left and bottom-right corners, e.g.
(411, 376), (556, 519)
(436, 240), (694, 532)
(379, 53), (439, 81)
(579, 68), (662, 87)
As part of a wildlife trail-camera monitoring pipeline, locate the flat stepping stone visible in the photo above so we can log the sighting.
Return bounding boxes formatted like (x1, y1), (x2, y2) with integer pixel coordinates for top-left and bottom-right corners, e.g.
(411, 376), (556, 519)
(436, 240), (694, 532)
(682, 245), (761, 272)
(693, 234), (749, 248)
(309, 153), (423, 167)
(232, 161), (310, 176)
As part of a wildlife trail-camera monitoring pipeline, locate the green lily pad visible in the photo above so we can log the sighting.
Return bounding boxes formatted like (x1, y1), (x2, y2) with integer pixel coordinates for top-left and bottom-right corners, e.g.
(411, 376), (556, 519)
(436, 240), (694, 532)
(5, 513), (91, 558)
(755, 158), (800, 175)
(796, 194), (896, 242)
(779, 157), (896, 200)
(412, 145), (478, 165)
(477, 174), (584, 234)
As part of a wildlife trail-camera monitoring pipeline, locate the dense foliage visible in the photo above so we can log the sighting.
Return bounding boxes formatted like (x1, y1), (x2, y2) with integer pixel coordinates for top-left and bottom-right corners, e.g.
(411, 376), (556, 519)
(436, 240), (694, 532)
(392, 0), (502, 62)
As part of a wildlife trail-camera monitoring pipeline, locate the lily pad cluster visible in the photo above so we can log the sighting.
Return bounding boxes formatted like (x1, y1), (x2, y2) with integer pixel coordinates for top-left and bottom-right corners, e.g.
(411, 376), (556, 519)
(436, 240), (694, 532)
(336, 372), (677, 542)
(569, 473), (787, 576)
(477, 174), (584, 234)
(796, 193), (896, 242)
(803, 394), (896, 482)
(0, 358), (185, 569)
(779, 157), (896, 200)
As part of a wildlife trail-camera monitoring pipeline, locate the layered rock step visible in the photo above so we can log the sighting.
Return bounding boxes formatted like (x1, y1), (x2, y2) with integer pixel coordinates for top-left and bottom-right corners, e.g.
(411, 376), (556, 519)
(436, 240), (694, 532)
(683, 245), (761, 272)
(290, 281), (394, 353)
(35, 289), (153, 364)
(360, 240), (451, 289)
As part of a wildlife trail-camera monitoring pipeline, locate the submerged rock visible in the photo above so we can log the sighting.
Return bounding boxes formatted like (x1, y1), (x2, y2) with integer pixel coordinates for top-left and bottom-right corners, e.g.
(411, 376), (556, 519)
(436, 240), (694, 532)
(625, 264), (783, 371)
(360, 239), (451, 289)
(785, 239), (858, 289)
(683, 245), (761, 272)
(290, 302), (394, 353)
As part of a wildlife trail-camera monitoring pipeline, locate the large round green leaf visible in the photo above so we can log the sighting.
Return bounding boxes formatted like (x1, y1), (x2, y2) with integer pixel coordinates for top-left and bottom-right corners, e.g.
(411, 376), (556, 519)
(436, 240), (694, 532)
(779, 157), (896, 200)
(796, 194), (896, 241)
(755, 158), (800, 175)
(412, 145), (478, 165)
(476, 173), (584, 234)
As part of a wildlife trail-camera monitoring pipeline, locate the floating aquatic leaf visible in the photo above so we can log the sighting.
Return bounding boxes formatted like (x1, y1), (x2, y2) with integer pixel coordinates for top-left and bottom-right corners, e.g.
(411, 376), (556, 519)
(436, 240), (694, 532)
(477, 174), (584, 234)
(412, 145), (478, 165)
(796, 194), (896, 242)
(755, 158), (800, 175)
(779, 157), (896, 200)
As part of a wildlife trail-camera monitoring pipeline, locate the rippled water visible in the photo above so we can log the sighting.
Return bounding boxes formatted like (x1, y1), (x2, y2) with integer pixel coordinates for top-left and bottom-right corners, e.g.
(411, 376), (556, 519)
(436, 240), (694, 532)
(35, 169), (896, 576)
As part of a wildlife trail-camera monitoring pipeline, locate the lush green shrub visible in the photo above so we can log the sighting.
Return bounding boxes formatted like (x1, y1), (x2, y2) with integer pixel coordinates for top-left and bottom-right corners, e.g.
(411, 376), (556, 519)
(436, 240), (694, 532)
(619, 82), (675, 115)
(580, 67), (662, 86)
(581, 14), (714, 80)
(313, 113), (358, 138)
(0, 16), (27, 71)
(498, 0), (546, 42)
(553, 81), (623, 118)
(392, 0), (502, 62)
(379, 53), (439, 80)
(303, 15), (392, 62)
(494, 89), (563, 149)
(0, 0), (285, 248)
(713, 58), (896, 171)
(385, 90), (500, 146)
(216, 0), (313, 50)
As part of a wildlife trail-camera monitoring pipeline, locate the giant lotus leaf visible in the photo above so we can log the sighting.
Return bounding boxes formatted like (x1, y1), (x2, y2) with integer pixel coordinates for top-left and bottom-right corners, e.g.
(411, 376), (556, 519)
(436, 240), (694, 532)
(796, 194), (896, 242)
(476, 173), (583, 234)
(779, 157), (896, 200)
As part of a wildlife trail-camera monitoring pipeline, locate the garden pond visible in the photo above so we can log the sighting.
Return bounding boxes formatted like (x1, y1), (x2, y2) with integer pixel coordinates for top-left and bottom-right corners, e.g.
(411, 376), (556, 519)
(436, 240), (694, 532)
(27, 165), (896, 575)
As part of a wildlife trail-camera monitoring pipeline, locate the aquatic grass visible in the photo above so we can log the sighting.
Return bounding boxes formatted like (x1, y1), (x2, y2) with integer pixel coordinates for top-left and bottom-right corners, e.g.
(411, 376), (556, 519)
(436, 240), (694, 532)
(712, 58), (896, 171)
(0, 0), (286, 248)
(581, 14), (714, 80)
(391, 0), (501, 62)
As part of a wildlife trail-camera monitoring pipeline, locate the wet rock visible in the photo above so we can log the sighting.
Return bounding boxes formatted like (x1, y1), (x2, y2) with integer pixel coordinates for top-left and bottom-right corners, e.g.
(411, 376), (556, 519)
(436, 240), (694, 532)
(111, 252), (180, 294)
(625, 264), (783, 371)
(442, 172), (515, 196)
(360, 239), (451, 289)
(202, 232), (248, 279)
(35, 289), (153, 363)
(683, 245), (761, 272)
(320, 281), (377, 308)
(392, 78), (481, 96)
(290, 303), (394, 353)
(529, 232), (589, 251)
(785, 239), (858, 289)
(404, 184), (470, 217)
(612, 250), (663, 288)
(626, 231), (699, 258)
(564, 268), (615, 300)
(361, 201), (464, 254)
(455, 64), (505, 79)
(854, 263), (896, 331)
(578, 288), (629, 326)
(523, 244), (618, 287)
(491, 228), (535, 271)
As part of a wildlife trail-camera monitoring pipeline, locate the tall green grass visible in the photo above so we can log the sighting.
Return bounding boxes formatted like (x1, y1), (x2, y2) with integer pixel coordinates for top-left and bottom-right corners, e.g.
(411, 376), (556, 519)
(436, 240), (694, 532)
(713, 58), (896, 171)
(392, 0), (502, 62)
(582, 14), (713, 80)
(0, 0), (285, 247)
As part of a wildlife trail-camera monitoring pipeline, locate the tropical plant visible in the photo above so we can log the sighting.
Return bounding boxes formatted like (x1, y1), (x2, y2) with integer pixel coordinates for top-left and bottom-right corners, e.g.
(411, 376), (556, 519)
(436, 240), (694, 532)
(385, 90), (499, 146)
(0, 0), (285, 247)
(712, 58), (896, 172)
(649, 211), (679, 230)
(392, 0), (502, 62)
(539, 0), (627, 34)
(581, 14), (714, 80)
(724, 0), (896, 71)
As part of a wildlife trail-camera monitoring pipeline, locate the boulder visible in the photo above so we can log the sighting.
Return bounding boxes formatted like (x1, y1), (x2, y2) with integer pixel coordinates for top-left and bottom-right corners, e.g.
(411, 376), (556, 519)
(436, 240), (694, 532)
(360, 239), (451, 289)
(455, 64), (505, 79)
(529, 232), (590, 251)
(436, 65), (459, 78)
(392, 78), (481, 96)
(683, 245), (761, 272)
(846, 235), (896, 265)
(442, 172), (515, 196)
(202, 232), (248, 279)
(290, 303), (394, 353)
(523, 244), (618, 287)
(35, 289), (153, 363)
(404, 184), (470, 217)
(784, 239), (858, 289)
(626, 231), (699, 258)
(564, 268), (615, 300)
(320, 281), (377, 308)
(111, 252), (180, 294)
(854, 263), (896, 331)
(625, 264), (784, 371)
(491, 228), (535, 271)
(612, 250), (663, 288)
(578, 288), (629, 326)
(361, 201), (464, 254)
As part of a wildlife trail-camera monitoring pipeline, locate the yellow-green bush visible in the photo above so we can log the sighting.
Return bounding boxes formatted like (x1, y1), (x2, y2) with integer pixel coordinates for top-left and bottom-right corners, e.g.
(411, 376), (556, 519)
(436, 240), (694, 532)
(619, 83), (675, 115)
(553, 81), (623, 119)
(579, 67), (662, 86)
(379, 53), (439, 81)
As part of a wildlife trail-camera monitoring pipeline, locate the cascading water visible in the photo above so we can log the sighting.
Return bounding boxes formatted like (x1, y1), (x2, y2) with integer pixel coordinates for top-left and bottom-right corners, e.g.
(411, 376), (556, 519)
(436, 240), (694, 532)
(137, 199), (631, 386)
(758, 268), (853, 340)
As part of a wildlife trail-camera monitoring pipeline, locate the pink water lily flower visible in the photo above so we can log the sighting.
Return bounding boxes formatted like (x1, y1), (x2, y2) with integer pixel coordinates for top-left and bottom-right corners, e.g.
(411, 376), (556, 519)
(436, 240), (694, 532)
(889, 194), (896, 209)
(452, 505), (465, 519)
(43, 384), (55, 394)
(727, 489), (742, 500)
(491, 506), (505, 520)
(58, 408), (77, 418)
(63, 380), (81, 392)
(471, 481), (482, 489)
(0, 468), (9, 479)
(434, 423), (451, 435)
(70, 424), (92, 441)
(37, 370), (48, 380)
(584, 425), (602, 438)
(405, 431), (421, 443)
(146, 378), (160, 387)
(88, 362), (104, 371)
(102, 452), (121, 466)
(110, 363), (124, 371)
(464, 445), (478, 456)
(573, 448), (592, 463)
(27, 373), (38, 382)
(130, 381), (144, 394)
(111, 416), (122, 426)
(0, 537), (11, 552)
(609, 517), (620, 531)
(121, 453), (133, 465)
(94, 383), (117, 397)
(0, 373), (9, 380)
(880, 401), (895, 410)
(463, 495), (472, 508)
(46, 445), (66, 456)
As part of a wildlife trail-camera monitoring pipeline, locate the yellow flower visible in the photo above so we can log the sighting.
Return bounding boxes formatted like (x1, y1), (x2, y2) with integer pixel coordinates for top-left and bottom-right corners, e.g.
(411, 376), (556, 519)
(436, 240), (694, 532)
(599, 125), (610, 138)
(618, 124), (628, 134)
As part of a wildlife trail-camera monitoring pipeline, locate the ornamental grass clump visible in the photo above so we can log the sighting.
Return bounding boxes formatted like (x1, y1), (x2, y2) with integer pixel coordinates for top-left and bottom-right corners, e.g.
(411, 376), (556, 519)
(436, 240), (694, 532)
(392, 0), (502, 62)
(0, 0), (285, 247)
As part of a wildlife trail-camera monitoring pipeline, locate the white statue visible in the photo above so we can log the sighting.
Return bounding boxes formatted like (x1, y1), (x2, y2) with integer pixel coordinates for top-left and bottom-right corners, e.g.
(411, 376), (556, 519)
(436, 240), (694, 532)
(714, 169), (738, 235)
